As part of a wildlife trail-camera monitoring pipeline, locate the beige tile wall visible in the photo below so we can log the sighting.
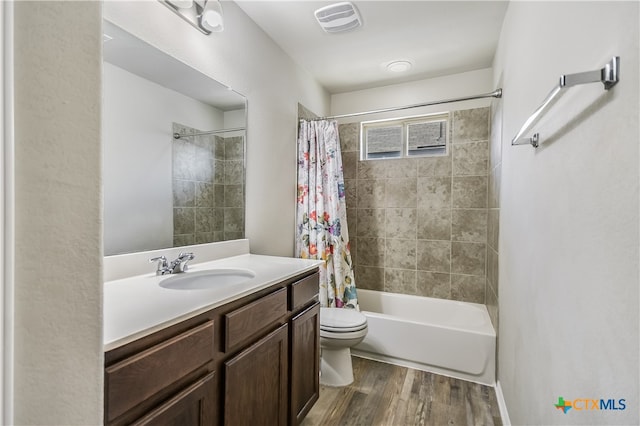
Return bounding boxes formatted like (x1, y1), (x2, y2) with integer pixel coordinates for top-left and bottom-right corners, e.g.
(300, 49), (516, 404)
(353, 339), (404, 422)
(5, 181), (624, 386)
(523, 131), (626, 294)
(486, 100), (501, 332)
(340, 107), (491, 303)
(173, 122), (245, 246)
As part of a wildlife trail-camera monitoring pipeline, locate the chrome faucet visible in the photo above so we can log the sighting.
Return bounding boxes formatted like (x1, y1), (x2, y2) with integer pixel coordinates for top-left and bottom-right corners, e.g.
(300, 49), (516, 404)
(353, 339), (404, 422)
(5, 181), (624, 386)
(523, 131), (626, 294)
(149, 252), (195, 275)
(170, 252), (195, 273)
(149, 256), (170, 275)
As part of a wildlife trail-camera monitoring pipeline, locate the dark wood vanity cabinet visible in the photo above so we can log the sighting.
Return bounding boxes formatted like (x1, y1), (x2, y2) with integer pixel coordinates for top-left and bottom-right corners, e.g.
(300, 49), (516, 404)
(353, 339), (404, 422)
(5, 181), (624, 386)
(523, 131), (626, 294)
(224, 324), (289, 426)
(104, 269), (320, 426)
(288, 271), (321, 425)
(133, 371), (216, 426)
(104, 319), (217, 426)
(289, 302), (320, 425)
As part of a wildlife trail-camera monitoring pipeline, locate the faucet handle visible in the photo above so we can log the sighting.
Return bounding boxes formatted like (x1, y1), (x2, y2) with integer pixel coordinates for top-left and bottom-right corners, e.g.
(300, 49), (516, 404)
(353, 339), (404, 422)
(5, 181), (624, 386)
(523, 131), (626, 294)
(170, 252), (195, 273)
(149, 256), (169, 275)
(177, 252), (195, 261)
(149, 255), (168, 266)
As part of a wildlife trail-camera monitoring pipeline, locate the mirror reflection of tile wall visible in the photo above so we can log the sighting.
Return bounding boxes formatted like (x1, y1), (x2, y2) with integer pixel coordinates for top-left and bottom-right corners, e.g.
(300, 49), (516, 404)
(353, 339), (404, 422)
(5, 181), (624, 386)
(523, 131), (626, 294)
(172, 122), (245, 246)
(340, 107), (490, 304)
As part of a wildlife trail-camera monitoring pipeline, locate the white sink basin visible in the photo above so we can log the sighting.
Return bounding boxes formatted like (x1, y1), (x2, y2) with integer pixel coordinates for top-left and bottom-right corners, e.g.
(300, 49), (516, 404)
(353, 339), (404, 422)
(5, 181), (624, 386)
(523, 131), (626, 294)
(159, 268), (256, 290)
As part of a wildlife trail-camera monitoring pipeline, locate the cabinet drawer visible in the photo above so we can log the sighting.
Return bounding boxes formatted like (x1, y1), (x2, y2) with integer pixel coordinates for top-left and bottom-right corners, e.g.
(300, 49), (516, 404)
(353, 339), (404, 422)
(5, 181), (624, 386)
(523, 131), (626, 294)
(106, 321), (215, 423)
(132, 372), (215, 426)
(290, 272), (319, 311)
(225, 287), (287, 352)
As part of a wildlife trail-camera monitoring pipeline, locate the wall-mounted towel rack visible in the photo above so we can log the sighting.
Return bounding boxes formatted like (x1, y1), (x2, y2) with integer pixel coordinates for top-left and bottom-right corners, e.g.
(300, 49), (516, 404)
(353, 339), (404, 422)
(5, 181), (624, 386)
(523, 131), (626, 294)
(512, 56), (620, 148)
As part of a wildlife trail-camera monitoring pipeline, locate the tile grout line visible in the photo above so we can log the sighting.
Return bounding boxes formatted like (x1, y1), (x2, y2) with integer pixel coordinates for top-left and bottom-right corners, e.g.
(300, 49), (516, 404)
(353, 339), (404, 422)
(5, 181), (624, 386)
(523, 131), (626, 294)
(484, 111), (491, 305)
(449, 112), (454, 298)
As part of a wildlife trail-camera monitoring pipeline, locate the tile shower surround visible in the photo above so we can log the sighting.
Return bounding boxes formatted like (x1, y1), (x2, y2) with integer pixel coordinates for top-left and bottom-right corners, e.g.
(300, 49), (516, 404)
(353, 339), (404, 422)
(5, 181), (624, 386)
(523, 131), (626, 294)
(486, 100), (501, 337)
(340, 107), (491, 303)
(172, 123), (245, 245)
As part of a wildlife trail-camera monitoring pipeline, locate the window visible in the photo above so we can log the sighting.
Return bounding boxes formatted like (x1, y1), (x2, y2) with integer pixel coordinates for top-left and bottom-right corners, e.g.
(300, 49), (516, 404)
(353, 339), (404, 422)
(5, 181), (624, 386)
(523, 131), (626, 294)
(361, 113), (449, 160)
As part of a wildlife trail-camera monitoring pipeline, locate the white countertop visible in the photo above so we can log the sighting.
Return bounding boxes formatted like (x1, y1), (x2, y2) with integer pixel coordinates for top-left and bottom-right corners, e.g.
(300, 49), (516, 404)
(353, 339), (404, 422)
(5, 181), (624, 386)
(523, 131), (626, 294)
(104, 253), (322, 351)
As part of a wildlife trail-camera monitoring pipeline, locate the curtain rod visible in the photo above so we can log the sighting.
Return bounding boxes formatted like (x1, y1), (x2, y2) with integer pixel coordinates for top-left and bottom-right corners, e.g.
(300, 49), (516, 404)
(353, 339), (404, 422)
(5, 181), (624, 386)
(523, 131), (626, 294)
(173, 126), (246, 140)
(310, 89), (502, 121)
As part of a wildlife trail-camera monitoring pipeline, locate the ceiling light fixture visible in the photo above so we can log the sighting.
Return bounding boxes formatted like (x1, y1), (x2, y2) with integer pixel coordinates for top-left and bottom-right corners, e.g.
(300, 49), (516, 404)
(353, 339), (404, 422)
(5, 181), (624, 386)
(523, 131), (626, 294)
(159, 0), (223, 35)
(200, 0), (224, 32)
(314, 2), (362, 34)
(386, 60), (413, 73)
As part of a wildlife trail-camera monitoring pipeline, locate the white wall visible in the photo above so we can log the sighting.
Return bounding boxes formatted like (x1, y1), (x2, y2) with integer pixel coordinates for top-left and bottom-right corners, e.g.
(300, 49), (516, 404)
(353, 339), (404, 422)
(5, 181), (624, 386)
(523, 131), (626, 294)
(331, 68), (495, 123)
(9, 0), (328, 422)
(223, 108), (246, 138)
(104, 1), (330, 257)
(224, 108), (245, 129)
(103, 62), (223, 255)
(494, 2), (639, 424)
(13, 2), (103, 424)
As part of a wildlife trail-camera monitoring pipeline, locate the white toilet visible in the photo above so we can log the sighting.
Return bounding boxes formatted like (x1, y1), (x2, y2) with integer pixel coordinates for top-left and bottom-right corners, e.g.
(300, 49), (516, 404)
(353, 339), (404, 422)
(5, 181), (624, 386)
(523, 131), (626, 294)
(319, 307), (368, 387)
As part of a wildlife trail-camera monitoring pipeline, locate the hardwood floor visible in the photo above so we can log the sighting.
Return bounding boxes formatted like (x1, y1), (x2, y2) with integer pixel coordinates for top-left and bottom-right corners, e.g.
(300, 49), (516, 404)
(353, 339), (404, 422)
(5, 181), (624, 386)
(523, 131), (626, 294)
(302, 357), (502, 426)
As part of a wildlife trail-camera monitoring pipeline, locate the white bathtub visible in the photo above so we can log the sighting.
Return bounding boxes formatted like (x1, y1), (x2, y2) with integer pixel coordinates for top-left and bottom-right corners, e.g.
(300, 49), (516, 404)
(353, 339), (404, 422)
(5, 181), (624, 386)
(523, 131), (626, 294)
(352, 289), (496, 386)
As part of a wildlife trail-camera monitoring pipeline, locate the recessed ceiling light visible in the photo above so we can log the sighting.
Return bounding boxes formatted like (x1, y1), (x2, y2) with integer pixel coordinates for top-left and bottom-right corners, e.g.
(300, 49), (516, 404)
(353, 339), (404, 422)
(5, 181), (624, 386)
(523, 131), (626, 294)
(386, 60), (412, 73)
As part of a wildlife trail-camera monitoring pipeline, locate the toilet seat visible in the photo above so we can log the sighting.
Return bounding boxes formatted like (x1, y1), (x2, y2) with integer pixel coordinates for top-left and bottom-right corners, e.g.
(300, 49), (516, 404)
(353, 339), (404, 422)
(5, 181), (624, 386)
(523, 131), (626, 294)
(320, 328), (367, 340)
(320, 323), (367, 333)
(320, 307), (367, 328)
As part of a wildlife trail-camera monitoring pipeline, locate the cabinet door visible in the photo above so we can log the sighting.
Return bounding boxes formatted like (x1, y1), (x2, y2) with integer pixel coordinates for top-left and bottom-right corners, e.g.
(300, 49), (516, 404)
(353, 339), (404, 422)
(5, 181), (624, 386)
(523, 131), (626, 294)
(290, 302), (320, 425)
(224, 324), (288, 426)
(105, 321), (215, 424)
(132, 372), (215, 426)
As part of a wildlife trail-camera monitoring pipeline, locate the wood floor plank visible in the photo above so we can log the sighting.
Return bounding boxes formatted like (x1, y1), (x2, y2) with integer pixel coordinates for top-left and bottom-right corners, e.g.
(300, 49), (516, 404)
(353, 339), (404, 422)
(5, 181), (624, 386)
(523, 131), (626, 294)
(402, 371), (421, 425)
(384, 366), (413, 424)
(301, 385), (341, 425)
(330, 386), (362, 426)
(448, 376), (465, 406)
(303, 385), (356, 426)
(432, 374), (453, 405)
(338, 390), (368, 426)
(428, 400), (469, 425)
(373, 367), (414, 426)
(304, 357), (502, 426)
(465, 381), (503, 426)
(353, 356), (386, 396)
(405, 369), (432, 425)
(336, 358), (398, 425)
(369, 363), (406, 425)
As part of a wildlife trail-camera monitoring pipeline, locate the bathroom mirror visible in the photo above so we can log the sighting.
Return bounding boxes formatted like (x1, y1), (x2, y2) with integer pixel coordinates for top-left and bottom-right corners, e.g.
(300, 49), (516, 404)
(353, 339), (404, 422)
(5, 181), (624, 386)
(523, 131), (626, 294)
(102, 21), (247, 256)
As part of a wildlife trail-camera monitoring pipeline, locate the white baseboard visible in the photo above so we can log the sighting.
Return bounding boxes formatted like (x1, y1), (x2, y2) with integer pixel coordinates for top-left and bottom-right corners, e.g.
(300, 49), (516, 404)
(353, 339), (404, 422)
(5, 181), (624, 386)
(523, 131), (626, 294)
(495, 380), (511, 425)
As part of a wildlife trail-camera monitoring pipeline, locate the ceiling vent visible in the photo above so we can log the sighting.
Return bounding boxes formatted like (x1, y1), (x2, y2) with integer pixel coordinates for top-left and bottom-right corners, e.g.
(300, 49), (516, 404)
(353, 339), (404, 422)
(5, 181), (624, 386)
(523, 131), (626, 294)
(314, 2), (362, 34)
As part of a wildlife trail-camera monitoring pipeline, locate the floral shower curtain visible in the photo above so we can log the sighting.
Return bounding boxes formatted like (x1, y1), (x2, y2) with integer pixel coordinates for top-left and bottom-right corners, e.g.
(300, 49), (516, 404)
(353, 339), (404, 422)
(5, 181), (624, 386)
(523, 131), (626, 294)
(296, 119), (358, 309)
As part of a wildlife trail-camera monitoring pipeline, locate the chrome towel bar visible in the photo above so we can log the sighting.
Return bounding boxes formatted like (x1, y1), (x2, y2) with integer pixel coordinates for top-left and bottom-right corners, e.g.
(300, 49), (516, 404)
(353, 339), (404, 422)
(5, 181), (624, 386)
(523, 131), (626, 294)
(512, 56), (620, 148)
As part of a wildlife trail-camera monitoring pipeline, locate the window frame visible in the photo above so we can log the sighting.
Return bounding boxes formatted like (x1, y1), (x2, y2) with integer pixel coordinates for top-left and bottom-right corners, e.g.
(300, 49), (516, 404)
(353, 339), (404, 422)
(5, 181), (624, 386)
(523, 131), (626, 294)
(360, 112), (450, 161)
